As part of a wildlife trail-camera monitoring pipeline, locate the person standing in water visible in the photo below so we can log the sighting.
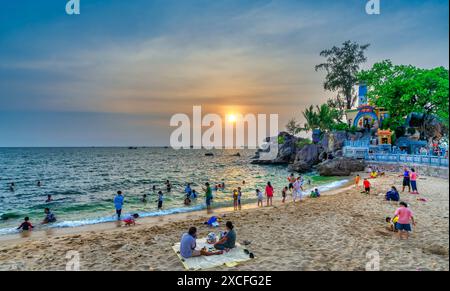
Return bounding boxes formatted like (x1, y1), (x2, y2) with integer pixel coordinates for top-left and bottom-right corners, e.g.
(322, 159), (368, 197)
(114, 191), (124, 220)
(165, 180), (172, 192)
(185, 183), (192, 198)
(157, 191), (164, 210)
(265, 182), (274, 207)
(37, 181), (42, 187)
(45, 194), (53, 203)
(203, 182), (213, 212)
(9, 182), (15, 192)
(237, 187), (242, 210)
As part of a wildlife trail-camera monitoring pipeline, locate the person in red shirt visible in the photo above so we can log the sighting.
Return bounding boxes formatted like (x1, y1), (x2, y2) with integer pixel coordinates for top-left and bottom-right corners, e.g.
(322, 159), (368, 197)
(17, 217), (34, 231)
(265, 182), (274, 207)
(363, 179), (371, 194)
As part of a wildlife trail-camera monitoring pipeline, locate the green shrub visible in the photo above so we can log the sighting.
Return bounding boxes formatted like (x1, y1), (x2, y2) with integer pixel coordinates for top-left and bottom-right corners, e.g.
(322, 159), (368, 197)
(278, 136), (286, 145)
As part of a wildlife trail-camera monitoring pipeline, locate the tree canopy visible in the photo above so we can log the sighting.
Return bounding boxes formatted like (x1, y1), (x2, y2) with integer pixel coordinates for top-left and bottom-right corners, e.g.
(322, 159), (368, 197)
(315, 40), (370, 110)
(358, 60), (449, 128)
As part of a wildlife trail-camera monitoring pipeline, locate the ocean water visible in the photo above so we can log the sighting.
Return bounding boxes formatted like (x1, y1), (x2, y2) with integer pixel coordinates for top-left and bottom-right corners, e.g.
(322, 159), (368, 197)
(0, 148), (348, 235)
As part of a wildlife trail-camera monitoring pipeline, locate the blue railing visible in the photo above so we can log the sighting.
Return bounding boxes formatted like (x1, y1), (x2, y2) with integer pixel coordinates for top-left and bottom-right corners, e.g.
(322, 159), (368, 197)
(344, 139), (370, 148)
(343, 147), (449, 167)
(366, 153), (449, 167)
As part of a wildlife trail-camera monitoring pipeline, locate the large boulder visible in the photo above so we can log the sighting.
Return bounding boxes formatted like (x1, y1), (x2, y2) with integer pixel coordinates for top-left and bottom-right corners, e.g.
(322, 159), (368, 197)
(288, 144), (322, 173)
(317, 157), (366, 176)
(252, 132), (299, 164)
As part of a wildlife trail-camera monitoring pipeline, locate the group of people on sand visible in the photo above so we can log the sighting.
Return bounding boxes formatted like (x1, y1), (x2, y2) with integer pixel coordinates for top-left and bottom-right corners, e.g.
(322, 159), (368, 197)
(355, 166), (419, 240)
(179, 221), (237, 259)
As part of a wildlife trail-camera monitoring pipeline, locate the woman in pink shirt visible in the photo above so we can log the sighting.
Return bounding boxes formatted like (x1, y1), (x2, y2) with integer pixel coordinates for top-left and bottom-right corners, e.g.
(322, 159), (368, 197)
(265, 182), (274, 207)
(394, 202), (416, 240)
(410, 168), (419, 194)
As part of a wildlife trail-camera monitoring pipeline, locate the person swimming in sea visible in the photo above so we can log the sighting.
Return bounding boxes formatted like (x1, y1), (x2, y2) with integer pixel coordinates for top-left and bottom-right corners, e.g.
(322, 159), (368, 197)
(37, 180), (42, 187)
(42, 208), (57, 224)
(17, 217), (34, 231)
(165, 180), (172, 192)
(45, 194), (53, 203)
(141, 194), (147, 203)
(9, 182), (15, 192)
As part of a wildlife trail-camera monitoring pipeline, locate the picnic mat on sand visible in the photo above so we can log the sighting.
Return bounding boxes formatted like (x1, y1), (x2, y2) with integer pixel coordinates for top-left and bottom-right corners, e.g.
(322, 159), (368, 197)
(172, 238), (252, 270)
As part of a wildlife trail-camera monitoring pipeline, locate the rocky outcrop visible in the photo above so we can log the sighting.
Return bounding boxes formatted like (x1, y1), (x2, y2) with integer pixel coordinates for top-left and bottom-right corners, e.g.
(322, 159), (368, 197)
(252, 130), (368, 177)
(252, 132), (301, 165)
(288, 144), (322, 173)
(317, 158), (366, 176)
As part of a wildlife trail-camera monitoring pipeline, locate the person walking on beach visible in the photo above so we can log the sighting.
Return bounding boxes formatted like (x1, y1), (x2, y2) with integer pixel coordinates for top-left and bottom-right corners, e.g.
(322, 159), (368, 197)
(393, 202), (416, 240)
(265, 182), (274, 207)
(203, 182), (213, 212)
(233, 189), (239, 211)
(410, 168), (419, 194)
(401, 168), (411, 193)
(114, 191), (124, 220)
(292, 177), (304, 202)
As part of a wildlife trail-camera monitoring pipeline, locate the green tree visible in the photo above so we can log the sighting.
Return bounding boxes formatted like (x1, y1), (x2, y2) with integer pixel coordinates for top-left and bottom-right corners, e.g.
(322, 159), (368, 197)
(358, 60), (449, 128)
(285, 118), (301, 135)
(315, 40), (370, 110)
(301, 104), (344, 132)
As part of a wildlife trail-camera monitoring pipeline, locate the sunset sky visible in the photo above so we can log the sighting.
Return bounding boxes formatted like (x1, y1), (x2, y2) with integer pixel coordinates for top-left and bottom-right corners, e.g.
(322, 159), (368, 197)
(0, 0), (448, 146)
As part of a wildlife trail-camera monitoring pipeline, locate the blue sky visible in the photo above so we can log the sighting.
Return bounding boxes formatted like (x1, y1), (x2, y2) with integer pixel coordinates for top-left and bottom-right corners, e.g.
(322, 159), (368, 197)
(0, 0), (448, 146)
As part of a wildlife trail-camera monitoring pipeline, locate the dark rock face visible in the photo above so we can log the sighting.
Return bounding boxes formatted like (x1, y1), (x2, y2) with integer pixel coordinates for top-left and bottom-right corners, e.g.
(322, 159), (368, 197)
(252, 130), (367, 177)
(288, 144), (322, 173)
(317, 158), (366, 176)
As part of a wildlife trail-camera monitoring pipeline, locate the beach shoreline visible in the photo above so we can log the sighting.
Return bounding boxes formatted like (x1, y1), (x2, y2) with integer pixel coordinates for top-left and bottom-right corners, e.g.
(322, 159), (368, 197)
(0, 173), (448, 271)
(0, 179), (354, 245)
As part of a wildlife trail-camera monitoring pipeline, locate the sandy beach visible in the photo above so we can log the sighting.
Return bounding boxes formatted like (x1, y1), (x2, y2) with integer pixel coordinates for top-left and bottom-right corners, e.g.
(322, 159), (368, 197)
(0, 173), (448, 271)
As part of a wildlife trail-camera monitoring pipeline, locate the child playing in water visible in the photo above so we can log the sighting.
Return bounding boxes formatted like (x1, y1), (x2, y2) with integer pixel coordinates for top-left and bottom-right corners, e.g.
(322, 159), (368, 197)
(363, 179), (371, 194)
(282, 186), (288, 203)
(123, 213), (139, 226)
(256, 189), (263, 207)
(232, 189), (239, 210)
(17, 217), (34, 231)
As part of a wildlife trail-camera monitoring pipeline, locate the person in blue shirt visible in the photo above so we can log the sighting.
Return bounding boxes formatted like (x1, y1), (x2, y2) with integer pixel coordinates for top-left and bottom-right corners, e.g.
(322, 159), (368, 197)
(180, 227), (223, 259)
(386, 186), (400, 202)
(114, 191), (124, 220)
(185, 184), (192, 198)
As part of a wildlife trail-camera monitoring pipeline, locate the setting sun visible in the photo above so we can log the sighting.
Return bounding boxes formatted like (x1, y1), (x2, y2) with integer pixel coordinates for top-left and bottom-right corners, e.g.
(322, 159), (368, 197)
(227, 114), (237, 123)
